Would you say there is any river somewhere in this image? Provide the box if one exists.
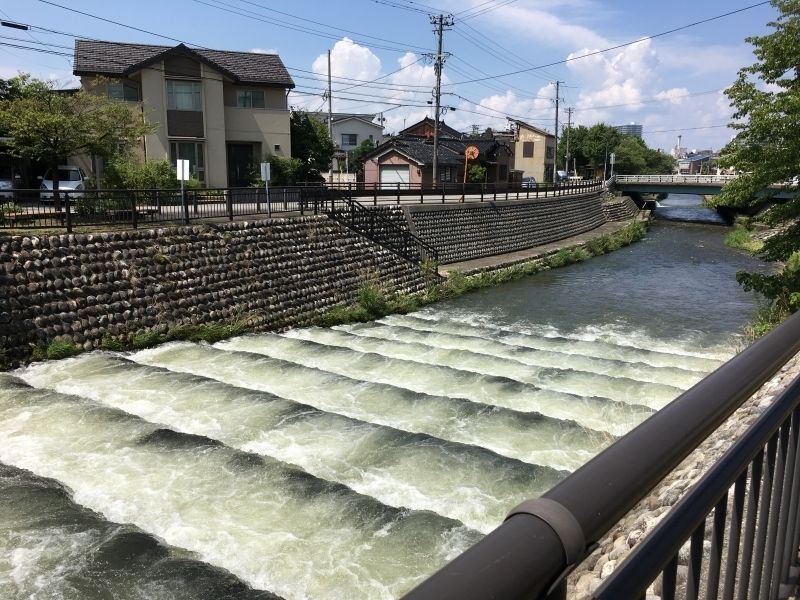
[0,195,771,599]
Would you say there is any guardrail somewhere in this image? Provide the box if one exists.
[325,190,438,264]
[0,187,326,232]
[616,174,737,184]
[402,311,800,600]
[0,181,605,233]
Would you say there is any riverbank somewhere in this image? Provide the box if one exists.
[314,219,648,328]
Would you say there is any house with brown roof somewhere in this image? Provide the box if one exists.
[508,120,556,183]
[73,40,295,187]
[362,118,513,187]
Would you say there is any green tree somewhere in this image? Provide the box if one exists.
[467,164,487,183]
[712,0,800,327]
[0,75,153,208]
[290,110,335,182]
[347,138,375,182]
[558,123,623,177]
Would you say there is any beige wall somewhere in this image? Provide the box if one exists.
[224,108,291,156]
[202,64,227,187]
[140,66,169,161]
[514,127,555,182]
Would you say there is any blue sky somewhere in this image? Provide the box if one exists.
[0,0,778,152]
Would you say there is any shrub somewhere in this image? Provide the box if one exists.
[99,335,125,351]
[357,281,389,318]
[46,339,80,360]
[725,225,763,254]
[132,330,165,349]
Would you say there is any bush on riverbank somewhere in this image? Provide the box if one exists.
[315,221,647,328]
[725,222,764,254]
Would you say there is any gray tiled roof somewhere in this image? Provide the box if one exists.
[73,40,294,87]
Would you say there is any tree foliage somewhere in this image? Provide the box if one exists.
[290,110,335,182]
[557,123,674,177]
[347,138,375,182]
[0,74,153,207]
[467,164,487,183]
[713,0,800,326]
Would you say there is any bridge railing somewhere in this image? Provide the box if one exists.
[616,174,737,184]
[401,311,800,600]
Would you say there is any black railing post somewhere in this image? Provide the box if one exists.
[64,191,72,233]
[226,190,234,221]
[131,193,138,229]
[374,183,377,207]
[182,188,190,224]
[397,182,400,204]
[480,184,484,202]
[441,184,445,204]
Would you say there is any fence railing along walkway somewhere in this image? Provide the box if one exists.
[0,180,604,234]
[403,311,800,600]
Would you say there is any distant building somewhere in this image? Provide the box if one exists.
[507,120,556,183]
[677,150,714,174]
[615,123,643,138]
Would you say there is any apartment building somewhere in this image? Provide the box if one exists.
[73,40,295,187]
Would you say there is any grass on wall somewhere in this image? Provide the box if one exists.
[315,221,647,328]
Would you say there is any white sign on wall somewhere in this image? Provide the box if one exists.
[176,159,191,181]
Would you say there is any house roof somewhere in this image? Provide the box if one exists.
[73,40,295,87]
[399,116,463,138]
[511,119,554,139]
[367,135,510,167]
[314,112,382,128]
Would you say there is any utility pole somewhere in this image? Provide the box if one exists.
[564,106,573,175]
[327,49,333,183]
[430,13,453,187]
[552,80,563,181]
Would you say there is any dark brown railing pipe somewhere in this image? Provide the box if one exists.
[403,311,800,600]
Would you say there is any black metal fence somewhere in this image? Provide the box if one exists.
[326,191,438,264]
[0,180,604,233]
[0,187,327,231]
[402,311,800,600]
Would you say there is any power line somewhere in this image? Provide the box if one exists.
[443,1,771,86]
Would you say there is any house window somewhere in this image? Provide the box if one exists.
[522,141,534,158]
[545,145,555,159]
[170,141,205,182]
[341,133,358,147]
[107,81,140,102]
[274,144,281,151]
[438,167,453,182]
[167,80,202,111]
[236,90,265,108]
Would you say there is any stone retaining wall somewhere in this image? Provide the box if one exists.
[403,193,606,264]
[0,216,426,364]
[603,196,640,221]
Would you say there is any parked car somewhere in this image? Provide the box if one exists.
[521,176,537,189]
[0,166,22,199]
[39,166,88,200]
[556,170,569,182]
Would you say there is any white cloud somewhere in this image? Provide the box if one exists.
[311,37,382,84]
[653,87,691,105]
[250,47,277,55]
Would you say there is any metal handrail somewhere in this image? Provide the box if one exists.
[402,311,800,600]
[615,174,737,184]
[594,371,800,599]
[324,189,438,264]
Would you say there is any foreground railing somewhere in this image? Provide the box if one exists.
[403,311,800,599]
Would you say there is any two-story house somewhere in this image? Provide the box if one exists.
[73,40,295,187]
[508,119,556,183]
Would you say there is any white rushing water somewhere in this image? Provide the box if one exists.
[0,306,732,599]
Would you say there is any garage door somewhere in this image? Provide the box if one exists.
[380,165,410,188]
